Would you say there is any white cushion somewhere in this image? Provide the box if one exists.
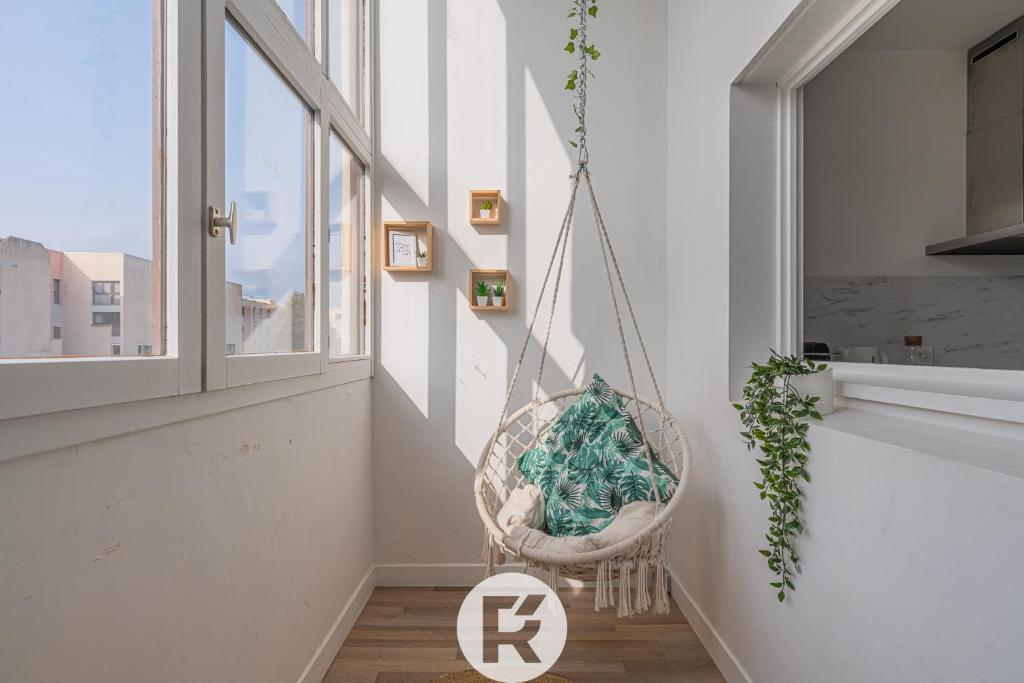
[496,484,546,532]
[505,502,657,556]
[588,502,657,549]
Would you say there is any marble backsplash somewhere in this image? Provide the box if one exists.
[804,276,1024,370]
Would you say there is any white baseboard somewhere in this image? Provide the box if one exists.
[668,569,753,683]
[374,563,589,588]
[295,566,376,683]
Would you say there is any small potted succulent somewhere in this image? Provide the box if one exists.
[475,281,491,307]
[416,248,428,268]
[492,281,505,307]
[479,199,494,220]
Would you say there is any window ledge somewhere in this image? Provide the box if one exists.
[0,358,371,465]
[832,362,1024,426]
[811,404,1024,481]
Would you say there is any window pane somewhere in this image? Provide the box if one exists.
[328,0,365,119]
[225,22,312,355]
[274,0,307,41]
[328,134,364,358]
[0,2,162,359]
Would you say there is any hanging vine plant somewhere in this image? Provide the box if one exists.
[734,352,826,602]
[564,0,600,159]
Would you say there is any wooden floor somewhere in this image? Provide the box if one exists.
[322,586,726,683]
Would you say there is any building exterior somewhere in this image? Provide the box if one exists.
[0,237,59,358]
[0,235,295,358]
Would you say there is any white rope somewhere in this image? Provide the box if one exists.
[489,170,582,440]
[583,168,663,506]
[584,169,667,413]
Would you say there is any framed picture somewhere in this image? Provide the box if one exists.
[389,231,418,267]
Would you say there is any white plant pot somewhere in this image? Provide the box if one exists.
[416,256,427,268]
[492,296,505,307]
[476,296,489,307]
[479,208,492,219]
[788,367,834,416]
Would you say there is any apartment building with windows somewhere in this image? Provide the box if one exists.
[2,235,298,359]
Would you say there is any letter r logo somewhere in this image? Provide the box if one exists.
[481,593,546,663]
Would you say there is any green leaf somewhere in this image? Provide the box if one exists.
[569,140,578,148]
[759,549,772,557]
[564,41,576,53]
[778,591,786,602]
[588,5,598,16]
[569,28,578,39]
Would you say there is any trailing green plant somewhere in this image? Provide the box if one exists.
[733,351,825,602]
[475,281,490,297]
[564,0,600,155]
[480,199,494,210]
[493,282,505,297]
[417,248,427,258]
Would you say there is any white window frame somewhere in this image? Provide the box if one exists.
[731,0,1024,426]
[0,0,202,422]
[204,0,371,390]
[0,0,372,422]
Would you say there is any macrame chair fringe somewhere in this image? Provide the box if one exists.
[472,164,693,618]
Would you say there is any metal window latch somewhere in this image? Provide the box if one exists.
[208,201,237,244]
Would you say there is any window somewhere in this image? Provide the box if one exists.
[0,3,161,361]
[328,134,365,358]
[0,0,372,421]
[801,8,1024,374]
[92,281,121,306]
[93,312,122,337]
[224,22,312,356]
[328,0,366,121]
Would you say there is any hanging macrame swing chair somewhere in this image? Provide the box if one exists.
[473,11,691,615]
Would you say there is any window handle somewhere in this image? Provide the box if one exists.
[209,201,237,244]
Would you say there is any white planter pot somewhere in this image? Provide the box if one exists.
[479,208,492,219]
[416,256,427,268]
[788,367,834,416]
[476,296,489,307]
[492,296,505,307]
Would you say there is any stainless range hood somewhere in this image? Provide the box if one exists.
[928,17,1024,255]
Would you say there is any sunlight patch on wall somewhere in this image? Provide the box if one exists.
[379,196,430,418]
[379,0,431,205]
[454,302,509,466]
[523,66,585,390]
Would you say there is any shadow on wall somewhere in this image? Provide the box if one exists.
[373,0,667,568]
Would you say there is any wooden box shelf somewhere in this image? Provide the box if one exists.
[469,269,510,311]
[469,190,503,226]
[383,221,432,272]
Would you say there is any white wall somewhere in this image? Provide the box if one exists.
[668,2,1024,682]
[803,47,1024,276]
[0,380,373,683]
[373,0,668,569]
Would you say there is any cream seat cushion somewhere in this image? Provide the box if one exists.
[506,501,657,555]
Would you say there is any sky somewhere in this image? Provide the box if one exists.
[0,1,154,259]
[0,1,355,314]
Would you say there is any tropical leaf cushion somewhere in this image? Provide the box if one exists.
[516,374,678,537]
